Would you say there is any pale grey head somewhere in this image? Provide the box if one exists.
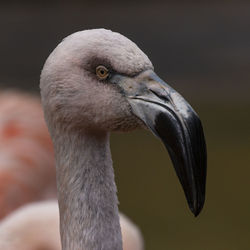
[40,29,153,132]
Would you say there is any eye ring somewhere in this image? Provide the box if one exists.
[96,65,109,80]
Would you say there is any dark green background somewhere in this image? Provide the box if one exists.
[1,1,249,249]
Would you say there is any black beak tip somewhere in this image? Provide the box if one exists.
[189,196,205,217]
[192,207,202,217]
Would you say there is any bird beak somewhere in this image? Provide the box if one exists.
[111,70,207,216]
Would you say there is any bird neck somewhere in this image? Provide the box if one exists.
[53,130,122,250]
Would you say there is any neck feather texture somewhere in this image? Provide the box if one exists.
[53,130,122,250]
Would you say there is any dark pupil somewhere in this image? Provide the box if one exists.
[100,69,105,75]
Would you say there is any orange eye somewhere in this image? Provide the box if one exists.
[96,66,109,80]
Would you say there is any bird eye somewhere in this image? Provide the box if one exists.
[96,66,109,80]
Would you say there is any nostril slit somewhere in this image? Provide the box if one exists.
[149,89,170,102]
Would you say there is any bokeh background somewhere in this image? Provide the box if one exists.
[1,1,250,249]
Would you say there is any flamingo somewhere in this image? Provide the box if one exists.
[40,29,206,250]
[0,91,56,219]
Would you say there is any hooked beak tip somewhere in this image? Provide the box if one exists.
[190,192,206,217]
[192,205,202,217]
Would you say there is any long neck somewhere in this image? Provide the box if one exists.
[53,130,122,250]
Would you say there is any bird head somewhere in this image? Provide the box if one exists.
[40,29,207,216]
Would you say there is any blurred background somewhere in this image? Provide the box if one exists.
[0,1,250,249]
